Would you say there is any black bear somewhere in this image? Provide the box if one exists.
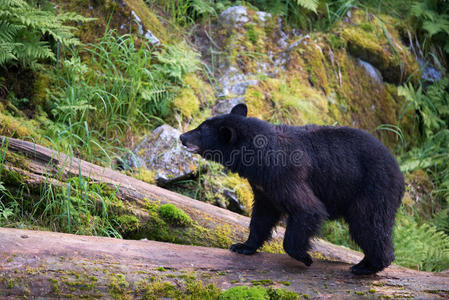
[180,104,404,275]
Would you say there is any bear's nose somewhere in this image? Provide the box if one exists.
[179,133,186,145]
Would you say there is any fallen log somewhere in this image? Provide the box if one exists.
[1,136,360,262]
[0,228,448,299]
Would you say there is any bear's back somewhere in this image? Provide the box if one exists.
[295,125,403,217]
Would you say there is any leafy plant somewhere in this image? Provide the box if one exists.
[394,212,449,272]
[153,42,201,83]
[0,0,91,68]
[410,0,449,55]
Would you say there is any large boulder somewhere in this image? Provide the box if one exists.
[126,124,199,184]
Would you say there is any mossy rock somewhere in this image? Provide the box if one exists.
[339,10,421,84]
[0,111,43,141]
[173,87,201,119]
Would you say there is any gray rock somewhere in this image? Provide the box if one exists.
[213,97,245,114]
[131,10,161,45]
[126,124,199,184]
[357,58,383,84]
[256,11,271,23]
[219,6,249,28]
[230,79,259,95]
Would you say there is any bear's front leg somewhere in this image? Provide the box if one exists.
[230,193,281,255]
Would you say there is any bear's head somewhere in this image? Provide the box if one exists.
[180,104,250,168]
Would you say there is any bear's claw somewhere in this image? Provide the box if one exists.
[230,243,257,255]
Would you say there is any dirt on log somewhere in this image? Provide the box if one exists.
[0,228,448,299]
[1,136,364,263]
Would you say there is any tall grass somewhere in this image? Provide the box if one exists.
[48,30,200,165]
[0,140,121,236]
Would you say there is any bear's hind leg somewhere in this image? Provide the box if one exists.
[346,204,396,275]
[283,211,324,267]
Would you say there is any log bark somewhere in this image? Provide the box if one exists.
[0,228,448,299]
[1,136,364,263]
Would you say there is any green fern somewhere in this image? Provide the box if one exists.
[410,0,449,54]
[394,217,449,272]
[0,0,92,68]
[296,0,319,12]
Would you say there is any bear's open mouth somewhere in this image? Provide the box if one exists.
[183,144,200,153]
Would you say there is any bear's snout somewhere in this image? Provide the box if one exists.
[179,133,187,145]
[180,131,201,153]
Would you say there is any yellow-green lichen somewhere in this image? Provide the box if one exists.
[133,167,156,184]
[210,224,233,248]
[173,87,200,119]
[261,240,285,254]
[183,74,215,106]
[223,173,253,215]
[0,111,42,141]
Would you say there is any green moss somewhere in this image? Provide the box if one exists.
[245,24,259,44]
[210,224,233,248]
[299,41,330,94]
[359,23,374,32]
[339,11,421,84]
[219,286,269,300]
[0,167,26,187]
[134,167,156,184]
[245,85,272,121]
[251,279,273,286]
[223,173,253,215]
[0,111,43,141]
[184,73,215,106]
[32,73,51,108]
[116,215,140,233]
[138,278,220,300]
[108,273,130,298]
[267,287,299,300]
[158,204,192,227]
[124,0,169,43]
[173,87,200,119]
[327,33,346,50]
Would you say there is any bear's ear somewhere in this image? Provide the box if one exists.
[230,103,247,117]
[219,126,237,144]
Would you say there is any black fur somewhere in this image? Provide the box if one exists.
[180,104,404,275]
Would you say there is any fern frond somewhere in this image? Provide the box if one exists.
[411,2,437,20]
[423,17,449,37]
[394,221,449,272]
[0,43,17,66]
[0,0,90,67]
[0,21,21,42]
[296,0,319,12]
